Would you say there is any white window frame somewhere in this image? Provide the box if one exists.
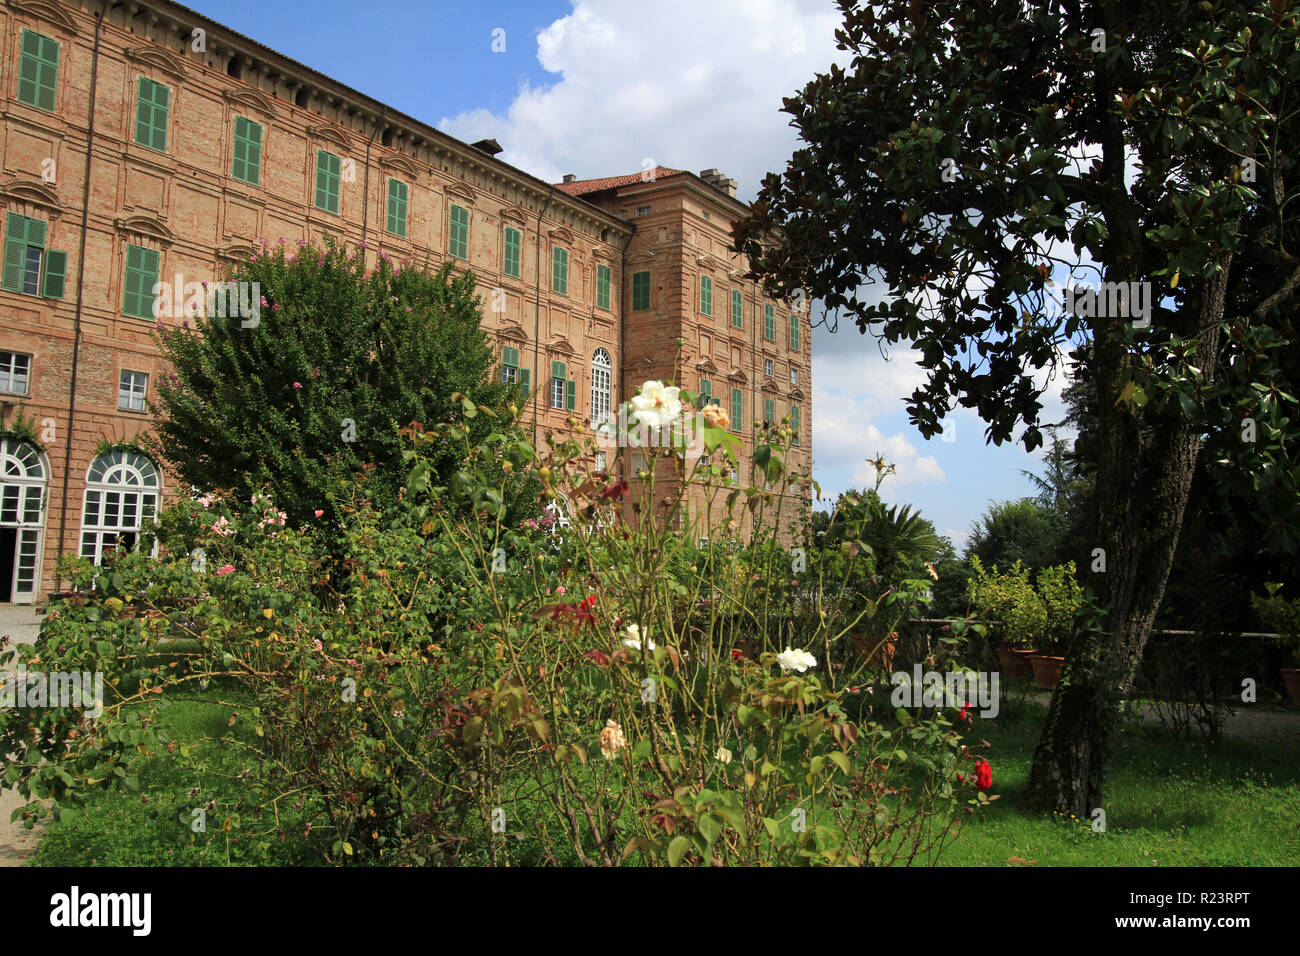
[790,368,798,385]
[550,376,566,409]
[0,352,31,395]
[764,359,773,378]
[79,450,160,566]
[118,369,148,411]
[591,348,612,426]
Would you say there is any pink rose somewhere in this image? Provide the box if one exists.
[293,381,302,389]
[314,509,324,518]
[216,564,235,575]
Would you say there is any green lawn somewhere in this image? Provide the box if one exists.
[938,696,1300,866]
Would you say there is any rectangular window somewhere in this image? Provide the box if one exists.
[700,275,713,316]
[764,398,775,423]
[2,213,63,298]
[503,227,522,278]
[632,271,651,311]
[501,345,520,385]
[0,352,31,395]
[699,379,713,407]
[448,204,469,259]
[552,248,569,295]
[551,360,567,409]
[765,359,773,377]
[631,450,645,474]
[231,116,263,186]
[134,76,169,152]
[636,205,651,217]
[790,368,798,385]
[764,304,775,341]
[790,313,801,350]
[118,370,148,412]
[731,289,743,328]
[122,243,160,319]
[314,149,341,214]
[730,388,742,433]
[386,179,408,237]
[17,30,59,112]
[595,451,607,472]
[596,264,611,310]
[791,405,800,444]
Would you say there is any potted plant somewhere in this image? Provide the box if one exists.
[1027,563,1082,689]
[967,557,1042,679]
[1251,584,1300,706]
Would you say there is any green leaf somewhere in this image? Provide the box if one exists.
[697,813,723,846]
[667,834,692,867]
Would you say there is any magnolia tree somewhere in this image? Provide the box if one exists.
[735,0,1300,813]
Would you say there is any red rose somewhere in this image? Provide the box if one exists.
[731,649,743,661]
[974,759,993,791]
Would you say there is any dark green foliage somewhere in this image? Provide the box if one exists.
[147,240,535,527]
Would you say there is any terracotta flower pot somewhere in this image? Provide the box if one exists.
[1281,668,1300,707]
[1029,654,1066,689]
[997,645,1034,679]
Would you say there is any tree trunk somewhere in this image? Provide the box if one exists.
[1025,268,1231,816]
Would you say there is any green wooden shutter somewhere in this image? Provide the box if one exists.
[597,264,611,310]
[123,244,160,319]
[764,398,775,423]
[1,215,23,292]
[552,248,568,294]
[449,205,468,259]
[42,250,66,299]
[791,405,800,443]
[565,378,576,411]
[731,289,743,328]
[700,276,712,315]
[790,314,800,350]
[700,379,712,405]
[232,116,262,185]
[315,150,340,213]
[552,361,567,380]
[632,271,650,311]
[386,179,408,236]
[18,31,59,112]
[764,305,775,341]
[502,346,520,367]
[518,366,531,402]
[731,389,742,432]
[504,227,521,277]
[135,77,169,151]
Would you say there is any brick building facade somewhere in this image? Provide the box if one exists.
[0,0,810,602]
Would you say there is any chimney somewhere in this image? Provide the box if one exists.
[699,169,737,198]
[470,138,503,157]
[562,173,577,184]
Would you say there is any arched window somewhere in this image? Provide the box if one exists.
[1,438,48,602]
[80,450,160,565]
[591,348,612,426]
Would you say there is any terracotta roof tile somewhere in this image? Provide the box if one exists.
[555,167,687,196]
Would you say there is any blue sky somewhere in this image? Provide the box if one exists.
[188,0,1068,549]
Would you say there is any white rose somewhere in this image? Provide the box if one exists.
[716,746,733,764]
[621,623,655,651]
[776,647,817,673]
[629,380,682,430]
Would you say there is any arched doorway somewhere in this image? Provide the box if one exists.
[0,438,48,603]
[79,450,160,566]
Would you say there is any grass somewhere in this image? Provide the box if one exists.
[936,688,1300,866]
[29,678,1300,866]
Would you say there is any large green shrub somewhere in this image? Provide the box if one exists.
[148,239,536,528]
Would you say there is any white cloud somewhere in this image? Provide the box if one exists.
[440,0,847,198]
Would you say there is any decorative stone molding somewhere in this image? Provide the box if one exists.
[125,45,188,81]
[0,179,62,216]
[114,214,174,245]
[221,87,277,119]
[7,0,78,35]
